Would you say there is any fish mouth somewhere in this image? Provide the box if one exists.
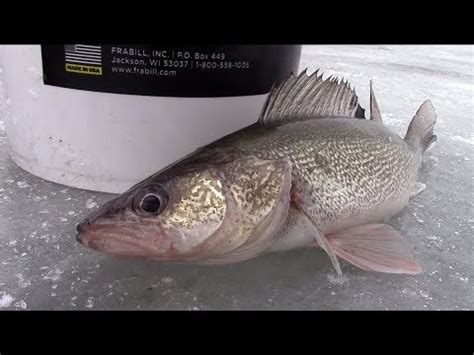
[76,224,211,261]
[75,218,219,261]
[76,221,158,257]
[78,234,153,256]
[83,238,153,256]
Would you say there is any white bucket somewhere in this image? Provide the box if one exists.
[2,45,300,193]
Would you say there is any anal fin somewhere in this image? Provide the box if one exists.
[326,224,422,275]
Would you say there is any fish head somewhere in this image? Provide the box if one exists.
[76,164,228,260]
[76,155,292,263]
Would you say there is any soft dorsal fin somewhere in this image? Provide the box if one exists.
[258,69,366,126]
[370,80,383,122]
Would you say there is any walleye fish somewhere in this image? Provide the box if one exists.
[76,70,437,276]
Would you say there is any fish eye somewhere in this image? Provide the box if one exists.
[141,194,161,213]
[133,185,168,216]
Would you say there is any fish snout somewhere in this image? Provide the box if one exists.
[76,205,110,244]
[76,218,91,244]
[76,219,105,250]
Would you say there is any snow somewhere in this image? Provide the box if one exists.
[0,293,14,308]
[16,181,29,188]
[86,199,98,209]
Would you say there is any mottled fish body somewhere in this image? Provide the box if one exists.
[77,71,437,276]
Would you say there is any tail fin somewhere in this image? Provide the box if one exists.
[404,100,437,154]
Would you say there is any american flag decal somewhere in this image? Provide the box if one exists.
[64,44,102,66]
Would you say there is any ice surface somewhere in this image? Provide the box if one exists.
[0,293,14,308]
[0,45,472,310]
[85,199,98,209]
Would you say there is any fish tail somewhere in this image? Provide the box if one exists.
[404,100,437,154]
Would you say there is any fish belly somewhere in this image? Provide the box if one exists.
[268,192,412,253]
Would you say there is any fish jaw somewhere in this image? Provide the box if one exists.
[76,219,173,257]
[79,234,156,256]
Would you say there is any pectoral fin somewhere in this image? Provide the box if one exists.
[410,182,426,197]
[291,190,343,277]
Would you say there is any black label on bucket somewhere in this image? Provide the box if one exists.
[41,45,301,97]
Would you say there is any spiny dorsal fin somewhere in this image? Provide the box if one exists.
[370,80,383,122]
[258,69,366,126]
